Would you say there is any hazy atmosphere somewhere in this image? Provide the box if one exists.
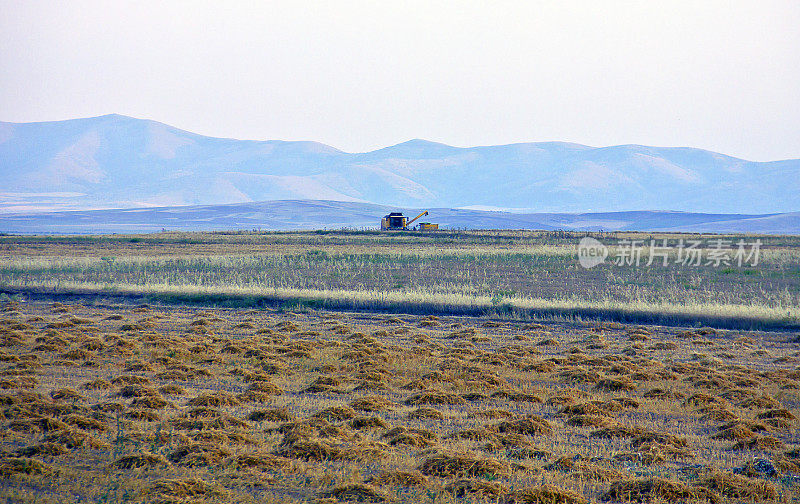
[2,3,800,503]
[2,0,799,161]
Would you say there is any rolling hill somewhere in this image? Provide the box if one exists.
[1,200,798,235]
[1,114,798,216]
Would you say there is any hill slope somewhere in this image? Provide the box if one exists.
[1,114,798,214]
[1,200,797,234]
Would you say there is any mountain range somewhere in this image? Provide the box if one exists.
[2,114,799,216]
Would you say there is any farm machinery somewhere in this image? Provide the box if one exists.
[380,211,439,231]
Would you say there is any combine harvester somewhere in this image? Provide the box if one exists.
[380,211,438,231]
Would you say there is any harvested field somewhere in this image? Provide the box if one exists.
[0,300,796,503]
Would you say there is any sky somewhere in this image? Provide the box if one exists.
[1,0,799,162]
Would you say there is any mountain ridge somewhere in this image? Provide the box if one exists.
[0,115,759,160]
[1,114,798,215]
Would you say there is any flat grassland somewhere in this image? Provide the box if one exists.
[1,230,799,328]
[0,231,798,503]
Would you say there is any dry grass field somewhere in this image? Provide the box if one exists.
[0,299,798,503]
[0,230,799,503]
[1,230,800,328]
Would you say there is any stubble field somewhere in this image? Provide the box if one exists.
[0,300,798,503]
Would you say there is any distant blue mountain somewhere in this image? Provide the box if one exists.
[1,114,798,214]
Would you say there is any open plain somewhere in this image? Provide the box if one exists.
[0,230,798,503]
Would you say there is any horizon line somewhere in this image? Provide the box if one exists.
[3,113,798,163]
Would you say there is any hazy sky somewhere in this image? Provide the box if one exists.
[1,1,799,161]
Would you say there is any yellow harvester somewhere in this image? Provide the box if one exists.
[380,211,438,231]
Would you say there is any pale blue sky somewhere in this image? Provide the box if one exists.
[1,0,799,161]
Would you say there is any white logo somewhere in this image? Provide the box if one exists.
[578,237,608,269]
